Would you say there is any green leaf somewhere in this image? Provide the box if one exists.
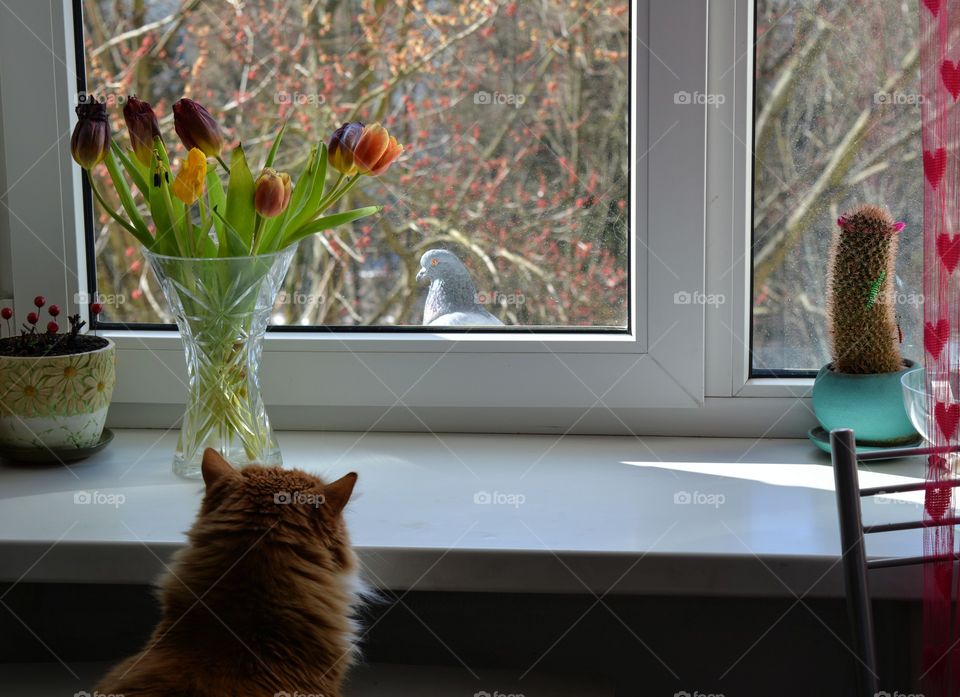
[224,145,256,255]
[200,229,218,257]
[148,161,178,256]
[149,148,194,256]
[166,185,193,257]
[281,205,381,248]
[257,210,284,255]
[205,168,226,251]
[87,172,152,247]
[103,149,152,244]
[277,146,319,227]
[110,141,148,194]
[264,122,286,169]
[285,142,330,236]
[316,142,328,197]
[152,135,173,172]
[148,136,187,253]
[211,206,249,258]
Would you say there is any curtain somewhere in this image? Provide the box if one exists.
[921,0,960,692]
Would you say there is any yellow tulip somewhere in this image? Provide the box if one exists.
[172,148,207,205]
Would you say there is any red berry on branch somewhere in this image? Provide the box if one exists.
[26,312,38,325]
[0,308,11,320]
[90,302,104,315]
[33,296,45,308]
[46,321,58,334]
[48,304,60,317]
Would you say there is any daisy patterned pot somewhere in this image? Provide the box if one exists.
[0,338,115,449]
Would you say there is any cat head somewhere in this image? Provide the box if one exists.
[197,448,358,571]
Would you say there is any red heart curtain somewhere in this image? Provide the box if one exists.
[921,0,960,691]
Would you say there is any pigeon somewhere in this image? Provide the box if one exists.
[417,249,504,326]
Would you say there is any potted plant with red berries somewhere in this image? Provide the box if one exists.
[0,296,114,456]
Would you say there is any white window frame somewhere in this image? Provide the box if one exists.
[0,0,816,436]
[704,0,816,403]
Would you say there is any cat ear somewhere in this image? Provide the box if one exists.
[202,448,237,487]
[323,472,358,515]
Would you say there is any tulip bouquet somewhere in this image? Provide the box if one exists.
[71,97,402,258]
[70,95,404,477]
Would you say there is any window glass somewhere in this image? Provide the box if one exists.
[752,1,922,372]
[79,0,630,329]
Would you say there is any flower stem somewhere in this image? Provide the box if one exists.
[87,172,149,242]
[251,215,264,255]
[317,174,360,213]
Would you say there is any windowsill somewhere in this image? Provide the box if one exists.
[0,429,931,599]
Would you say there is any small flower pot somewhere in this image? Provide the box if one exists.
[0,338,115,449]
[811,359,919,446]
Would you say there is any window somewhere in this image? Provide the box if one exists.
[751,0,923,375]
[78,1,630,330]
[0,0,710,431]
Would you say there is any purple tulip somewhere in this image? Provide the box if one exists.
[172,98,223,157]
[123,96,162,166]
[70,100,110,169]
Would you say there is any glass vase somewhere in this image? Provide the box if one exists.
[144,246,296,479]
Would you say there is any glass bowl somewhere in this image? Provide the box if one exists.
[901,366,960,443]
[901,367,931,442]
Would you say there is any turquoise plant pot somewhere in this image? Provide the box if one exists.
[811,359,919,446]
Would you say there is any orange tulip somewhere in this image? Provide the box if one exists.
[368,133,403,175]
[328,122,403,177]
[353,123,405,175]
[172,148,207,205]
[352,123,390,173]
[254,168,292,218]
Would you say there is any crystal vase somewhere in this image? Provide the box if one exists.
[144,246,296,478]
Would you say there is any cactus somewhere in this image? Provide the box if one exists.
[826,204,905,374]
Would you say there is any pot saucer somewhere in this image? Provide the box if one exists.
[807,426,922,455]
[0,428,114,465]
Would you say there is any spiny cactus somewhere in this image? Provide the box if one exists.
[826,204,905,374]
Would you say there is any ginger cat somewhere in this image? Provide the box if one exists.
[95,449,361,697]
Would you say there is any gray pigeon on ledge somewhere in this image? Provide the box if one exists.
[417,249,504,326]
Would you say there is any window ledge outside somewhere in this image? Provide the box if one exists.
[0,429,930,599]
